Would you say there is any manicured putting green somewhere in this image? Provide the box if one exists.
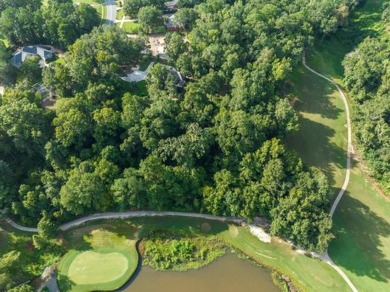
[68,251,128,284]
[58,230,139,291]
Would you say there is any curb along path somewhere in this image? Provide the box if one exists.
[302,54,357,292]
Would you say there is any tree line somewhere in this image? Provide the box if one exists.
[343,4,390,193]
[0,0,100,49]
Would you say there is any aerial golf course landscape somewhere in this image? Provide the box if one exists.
[0,0,389,291]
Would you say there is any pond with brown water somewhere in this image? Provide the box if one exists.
[125,253,278,292]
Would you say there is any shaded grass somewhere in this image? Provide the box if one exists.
[153,25,167,34]
[307,0,386,80]
[286,1,390,290]
[285,65,347,191]
[329,172,390,291]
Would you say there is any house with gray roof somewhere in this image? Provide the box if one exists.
[11,46,53,68]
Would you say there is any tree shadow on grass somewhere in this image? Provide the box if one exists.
[292,66,344,120]
[57,273,75,291]
[130,216,229,239]
[286,116,347,188]
[329,194,390,282]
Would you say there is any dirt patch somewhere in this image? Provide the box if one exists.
[148,34,165,56]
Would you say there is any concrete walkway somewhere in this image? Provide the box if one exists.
[121,62,154,82]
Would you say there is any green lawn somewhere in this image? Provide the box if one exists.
[118,22,141,34]
[220,226,350,292]
[116,8,124,20]
[72,0,106,21]
[286,1,390,290]
[58,229,138,292]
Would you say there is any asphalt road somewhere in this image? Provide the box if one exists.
[105,0,117,25]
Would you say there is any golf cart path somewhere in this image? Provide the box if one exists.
[302,55,353,218]
[2,57,357,291]
[302,55,357,292]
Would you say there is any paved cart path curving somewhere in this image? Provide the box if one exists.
[302,54,357,292]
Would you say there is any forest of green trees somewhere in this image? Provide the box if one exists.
[0,0,100,48]
[0,0,365,258]
[342,4,389,193]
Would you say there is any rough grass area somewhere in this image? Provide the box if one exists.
[57,230,138,292]
[286,1,390,290]
[142,230,225,271]
[285,66,347,194]
[0,220,62,289]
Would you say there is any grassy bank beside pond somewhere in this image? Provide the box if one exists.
[1,215,350,291]
[67,216,350,291]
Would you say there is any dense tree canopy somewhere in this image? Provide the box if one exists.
[343,36,390,192]
[0,0,100,48]
[0,0,364,252]
[123,0,165,17]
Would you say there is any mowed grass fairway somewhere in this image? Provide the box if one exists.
[286,1,390,290]
[58,229,138,291]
